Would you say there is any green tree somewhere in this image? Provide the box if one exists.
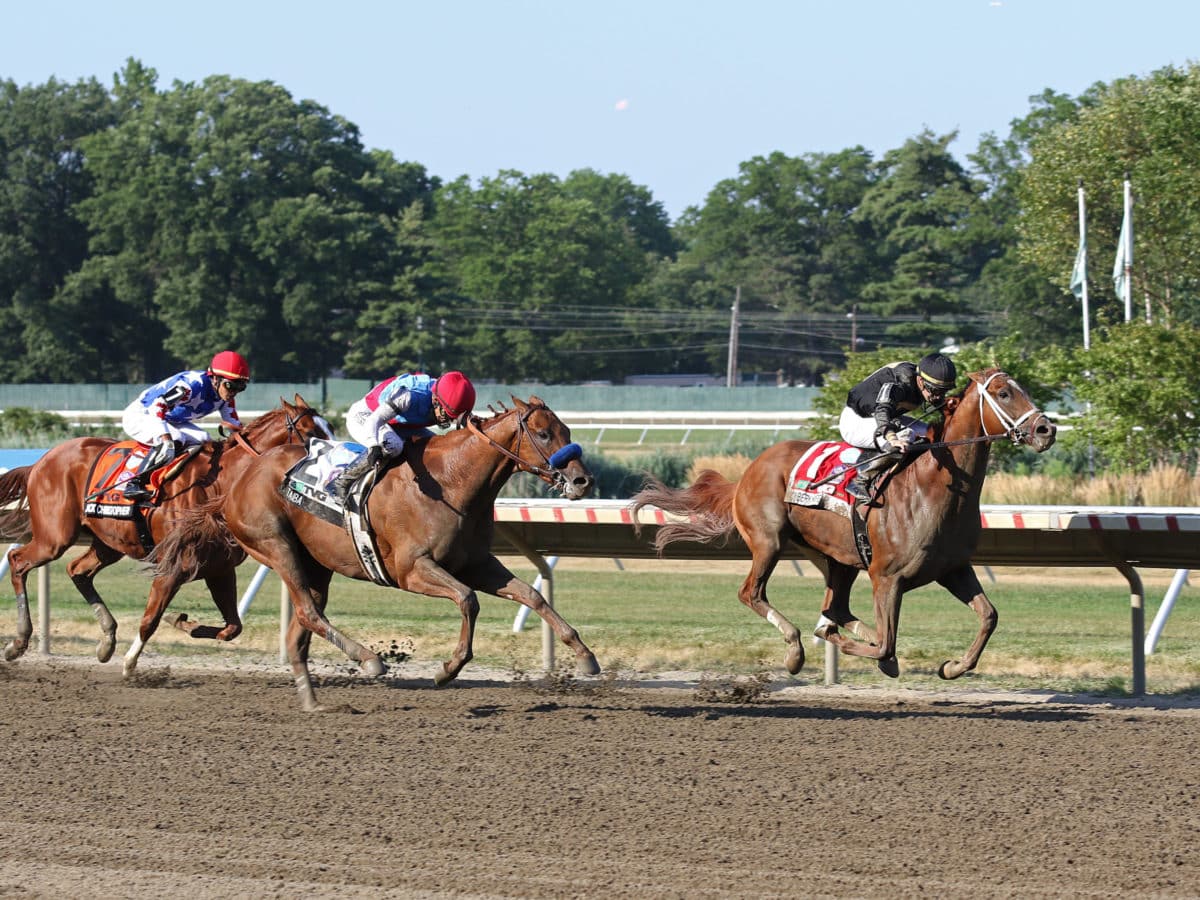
[75,61,435,382]
[430,170,661,382]
[1041,322,1200,473]
[965,89,1095,348]
[1019,64,1200,328]
[672,148,880,381]
[854,130,990,344]
[0,76,117,380]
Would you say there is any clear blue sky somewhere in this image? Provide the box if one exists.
[4,0,1198,222]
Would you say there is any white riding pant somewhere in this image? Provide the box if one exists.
[838,407,929,451]
[122,401,209,447]
[345,399,406,457]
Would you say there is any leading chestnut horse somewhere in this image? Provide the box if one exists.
[153,396,599,711]
[0,395,333,668]
[632,368,1057,680]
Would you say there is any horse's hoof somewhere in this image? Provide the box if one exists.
[577,654,601,676]
[96,633,116,663]
[361,656,386,678]
[938,660,965,680]
[877,656,900,678]
[165,612,189,631]
[3,642,27,662]
[433,664,459,687]
[785,644,804,675]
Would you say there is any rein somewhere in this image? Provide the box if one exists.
[466,406,577,491]
[227,407,321,457]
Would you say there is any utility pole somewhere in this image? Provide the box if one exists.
[726,286,740,388]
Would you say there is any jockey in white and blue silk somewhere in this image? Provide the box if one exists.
[120,350,250,500]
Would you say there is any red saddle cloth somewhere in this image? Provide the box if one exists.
[784,441,862,508]
[84,441,187,512]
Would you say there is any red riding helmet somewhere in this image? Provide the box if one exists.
[209,350,250,381]
[433,371,476,417]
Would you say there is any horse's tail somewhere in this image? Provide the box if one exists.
[150,496,240,582]
[0,466,33,541]
[630,469,738,555]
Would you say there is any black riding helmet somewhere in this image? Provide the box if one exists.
[917,353,957,393]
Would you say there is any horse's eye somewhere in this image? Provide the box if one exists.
[537,430,551,442]
[998,389,1010,400]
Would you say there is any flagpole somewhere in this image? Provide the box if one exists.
[1122,173,1133,323]
[1077,179,1090,350]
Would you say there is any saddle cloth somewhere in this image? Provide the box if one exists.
[784,441,863,518]
[281,439,394,586]
[280,438,365,526]
[83,441,192,519]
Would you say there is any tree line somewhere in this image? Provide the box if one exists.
[3,59,1200,471]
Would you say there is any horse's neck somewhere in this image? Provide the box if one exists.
[910,389,991,510]
[429,416,522,500]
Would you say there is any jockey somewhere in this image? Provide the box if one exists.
[120,350,250,500]
[839,352,956,501]
[333,370,476,500]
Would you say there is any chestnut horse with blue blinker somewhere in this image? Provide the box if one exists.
[153,396,599,711]
[632,368,1056,679]
[0,395,333,669]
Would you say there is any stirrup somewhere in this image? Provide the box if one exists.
[123,480,152,501]
[845,478,871,501]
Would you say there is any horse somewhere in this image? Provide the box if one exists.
[631,368,1057,679]
[0,395,333,670]
[153,395,599,711]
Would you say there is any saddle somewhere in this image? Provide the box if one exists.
[83,441,198,519]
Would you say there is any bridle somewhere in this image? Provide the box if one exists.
[466,404,583,495]
[229,406,326,457]
[976,371,1041,445]
[920,371,1042,452]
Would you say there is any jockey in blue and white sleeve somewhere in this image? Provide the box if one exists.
[119,350,250,500]
[335,370,476,499]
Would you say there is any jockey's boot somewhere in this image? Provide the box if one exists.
[333,445,383,501]
[847,449,903,501]
[123,439,179,501]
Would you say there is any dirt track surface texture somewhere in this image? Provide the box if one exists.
[1,658,1199,898]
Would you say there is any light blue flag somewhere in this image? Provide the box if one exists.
[1069,236,1086,301]
[1112,209,1130,299]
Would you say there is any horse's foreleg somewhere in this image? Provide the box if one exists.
[67,543,123,663]
[124,568,193,677]
[466,555,600,676]
[935,566,997,680]
[822,576,903,677]
[814,563,873,642]
[195,569,243,641]
[398,559,479,686]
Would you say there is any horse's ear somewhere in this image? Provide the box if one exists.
[512,396,528,411]
[279,395,292,410]
[527,395,545,407]
[293,392,306,407]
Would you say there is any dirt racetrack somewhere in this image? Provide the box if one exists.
[1,657,1199,899]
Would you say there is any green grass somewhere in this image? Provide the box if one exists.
[3,554,1197,698]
